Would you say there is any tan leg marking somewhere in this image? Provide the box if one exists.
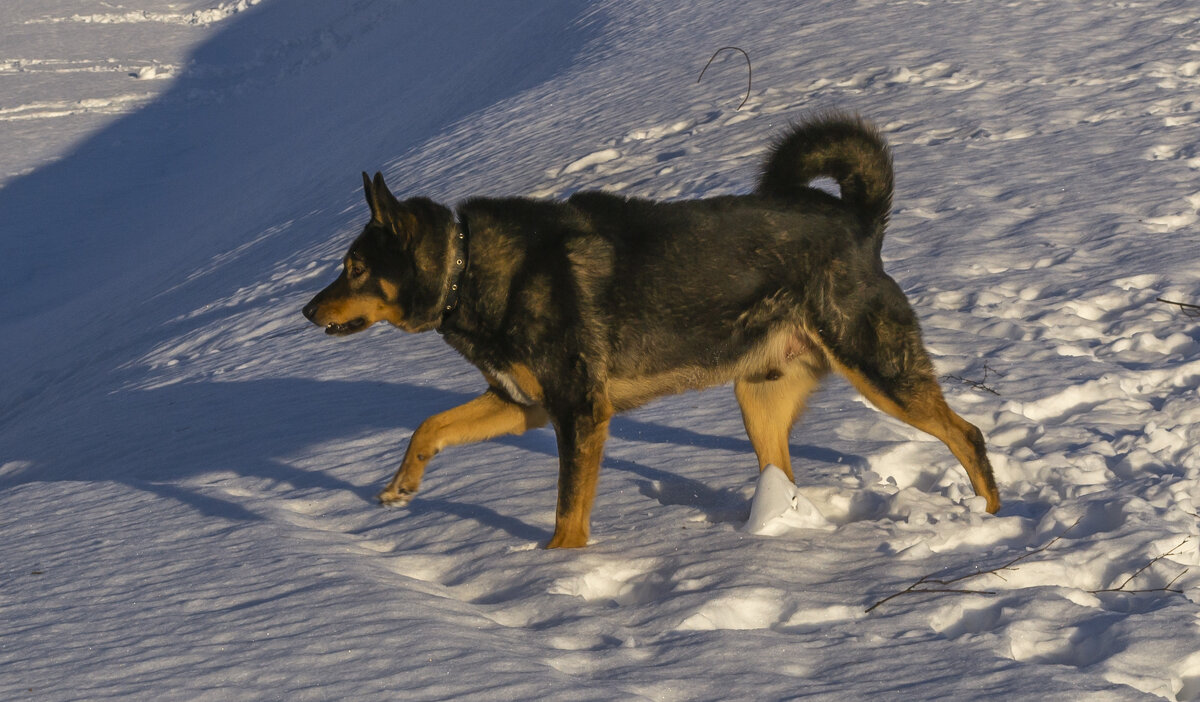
[546,399,613,549]
[734,366,825,481]
[832,361,1001,514]
[378,390,549,506]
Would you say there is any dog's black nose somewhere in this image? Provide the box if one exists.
[302,301,318,321]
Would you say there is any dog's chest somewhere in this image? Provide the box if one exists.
[479,362,543,406]
[491,370,536,405]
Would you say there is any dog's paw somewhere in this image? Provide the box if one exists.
[545,528,589,549]
[378,489,415,507]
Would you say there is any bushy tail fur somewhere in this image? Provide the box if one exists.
[757,112,893,251]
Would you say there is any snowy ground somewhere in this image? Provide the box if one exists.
[2,0,1199,699]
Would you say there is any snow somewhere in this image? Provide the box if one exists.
[744,464,834,535]
[1,0,1199,699]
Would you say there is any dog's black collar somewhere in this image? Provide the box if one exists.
[436,218,469,331]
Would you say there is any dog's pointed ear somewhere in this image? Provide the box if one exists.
[365,171,414,239]
[363,171,383,223]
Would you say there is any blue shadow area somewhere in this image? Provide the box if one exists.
[0,0,597,325]
[0,1,596,538]
[0,371,862,540]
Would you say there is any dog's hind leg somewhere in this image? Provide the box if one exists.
[837,363,1000,513]
[820,307,1001,513]
[734,364,825,481]
[378,389,548,506]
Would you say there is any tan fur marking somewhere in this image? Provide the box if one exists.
[378,279,399,301]
[506,364,545,404]
[609,368,722,411]
[734,365,826,480]
[484,364,545,407]
[828,359,1001,514]
[546,398,612,549]
[378,390,549,504]
[609,325,826,411]
[307,293,403,330]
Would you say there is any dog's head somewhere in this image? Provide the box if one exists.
[302,172,456,336]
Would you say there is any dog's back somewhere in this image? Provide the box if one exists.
[552,115,894,389]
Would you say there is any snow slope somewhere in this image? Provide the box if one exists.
[2,0,1199,699]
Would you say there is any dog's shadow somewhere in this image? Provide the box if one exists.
[3,377,562,544]
[607,416,868,525]
[1,374,866,543]
[2,377,444,519]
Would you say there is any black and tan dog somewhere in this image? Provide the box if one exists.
[303,113,1000,548]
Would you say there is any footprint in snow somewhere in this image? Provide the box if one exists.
[558,148,620,176]
[548,559,675,606]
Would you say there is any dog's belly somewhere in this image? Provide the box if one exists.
[608,366,732,411]
[607,325,825,412]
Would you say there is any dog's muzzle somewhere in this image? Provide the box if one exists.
[321,318,367,335]
[302,301,367,336]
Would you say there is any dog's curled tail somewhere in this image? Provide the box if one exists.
[757,112,894,248]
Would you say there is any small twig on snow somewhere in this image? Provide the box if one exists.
[865,522,1077,613]
[943,361,1003,396]
[1089,538,1190,595]
[1157,297,1200,318]
[697,46,752,110]
[868,527,1192,613]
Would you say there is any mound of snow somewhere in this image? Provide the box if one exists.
[744,464,835,535]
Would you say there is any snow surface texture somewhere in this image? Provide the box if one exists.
[2,0,1199,699]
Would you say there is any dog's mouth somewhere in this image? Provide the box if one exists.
[324,318,368,336]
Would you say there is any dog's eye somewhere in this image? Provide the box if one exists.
[348,262,366,278]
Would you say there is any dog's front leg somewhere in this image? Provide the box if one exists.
[545,396,613,549]
[379,389,548,506]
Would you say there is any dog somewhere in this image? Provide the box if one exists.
[302,112,1000,548]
